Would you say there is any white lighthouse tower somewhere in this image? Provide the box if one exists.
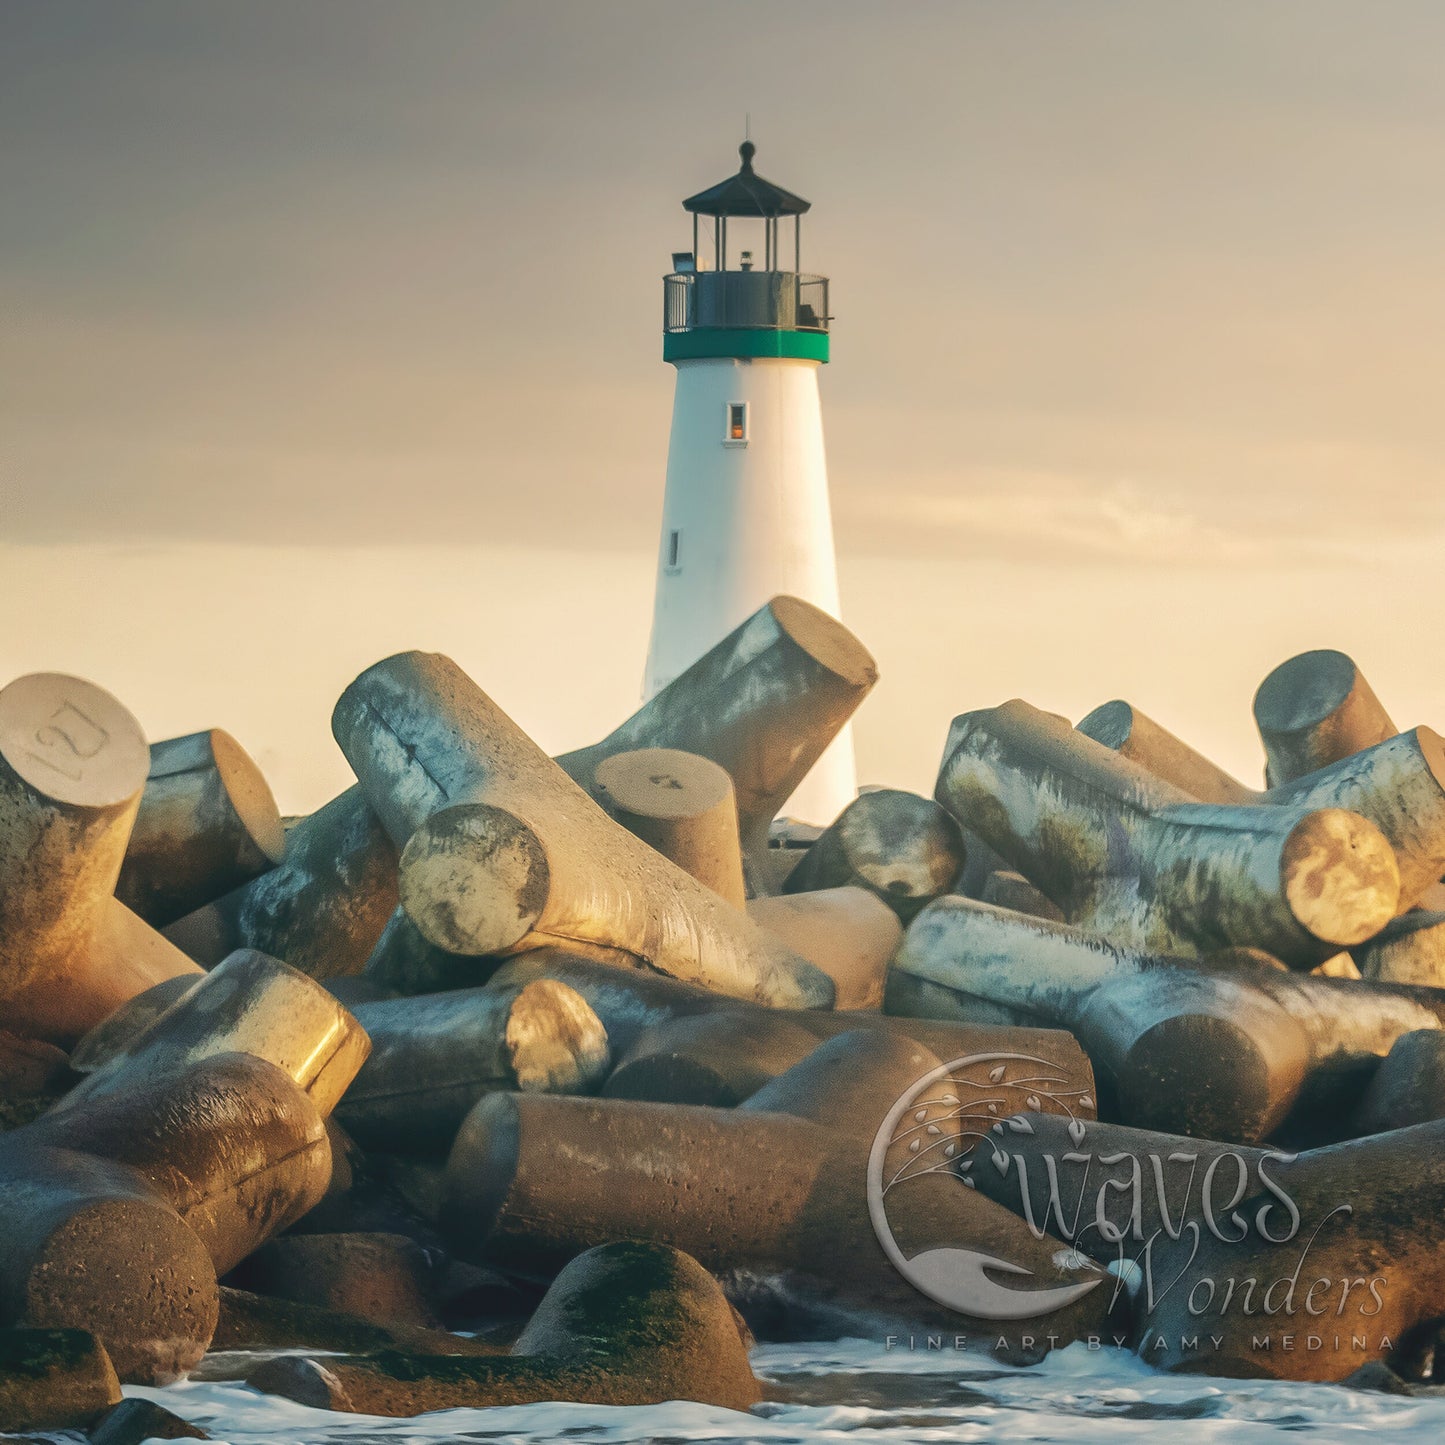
[644,140,856,824]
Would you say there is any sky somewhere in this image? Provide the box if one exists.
[4,2,1445,812]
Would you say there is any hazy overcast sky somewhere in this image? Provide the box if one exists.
[4,3,1445,807]
[9,1,1445,561]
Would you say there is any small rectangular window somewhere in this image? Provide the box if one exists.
[666,529,681,571]
[724,401,749,445]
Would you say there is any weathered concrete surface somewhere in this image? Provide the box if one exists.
[0,673,201,1043]
[67,975,200,1075]
[747,886,902,1009]
[555,596,878,883]
[229,1232,440,1331]
[1077,700,1257,805]
[338,981,609,1154]
[57,949,370,1119]
[360,906,494,996]
[250,1241,760,1415]
[594,747,746,908]
[981,869,1066,922]
[34,1053,335,1277]
[332,651,833,1009]
[782,789,966,921]
[0,1326,121,1434]
[441,1091,1114,1352]
[1263,729,1445,912]
[893,896,1443,1142]
[486,950,1093,1105]
[116,729,286,928]
[0,1141,218,1384]
[164,785,399,980]
[1355,910,1445,986]
[1144,1118,1445,1380]
[965,1114,1271,1274]
[935,700,1399,966]
[1254,648,1397,788]
[1352,1030,1445,1134]
[603,1010,827,1106]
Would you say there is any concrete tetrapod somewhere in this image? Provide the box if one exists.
[1351,1030,1445,1135]
[935,700,1399,966]
[1081,702,1445,920]
[594,747,746,908]
[1138,1118,1445,1380]
[56,948,371,1119]
[893,896,1445,1142]
[0,1328,122,1434]
[781,789,967,922]
[33,1053,338,1276]
[331,650,832,1008]
[1076,701,1256,805]
[336,981,610,1154]
[555,596,878,885]
[249,1241,760,1415]
[0,672,202,1043]
[1253,648,1398,788]
[164,785,399,979]
[360,905,498,996]
[441,1085,1114,1353]
[115,729,286,928]
[747,886,903,1009]
[487,951,1095,1104]
[1355,911,1445,987]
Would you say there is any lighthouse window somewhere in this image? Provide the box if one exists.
[666,529,682,572]
[724,402,749,446]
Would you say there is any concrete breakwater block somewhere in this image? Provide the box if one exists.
[893,896,1444,1142]
[338,980,610,1153]
[441,1034,1112,1352]
[935,700,1399,967]
[781,787,966,922]
[0,673,203,1045]
[115,728,286,928]
[331,649,833,1008]
[247,1240,760,1415]
[556,595,878,886]
[594,747,747,908]
[58,947,371,1118]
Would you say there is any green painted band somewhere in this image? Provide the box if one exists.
[663,328,830,363]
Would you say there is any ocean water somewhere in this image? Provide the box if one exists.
[97,1339,1445,1444]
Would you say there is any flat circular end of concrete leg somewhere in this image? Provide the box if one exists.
[1253,649,1357,735]
[841,789,965,901]
[769,596,878,688]
[1075,699,1136,750]
[210,729,286,863]
[1119,1013,1301,1143]
[1281,808,1400,946]
[398,804,549,956]
[504,980,610,1093]
[595,748,734,819]
[22,1197,218,1385]
[0,673,149,809]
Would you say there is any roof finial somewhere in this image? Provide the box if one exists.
[739,138,756,172]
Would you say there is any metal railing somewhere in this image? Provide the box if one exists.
[663,271,830,333]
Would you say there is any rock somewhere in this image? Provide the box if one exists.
[0,1327,119,1433]
[89,1396,212,1442]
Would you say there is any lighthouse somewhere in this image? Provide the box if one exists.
[644,140,857,825]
